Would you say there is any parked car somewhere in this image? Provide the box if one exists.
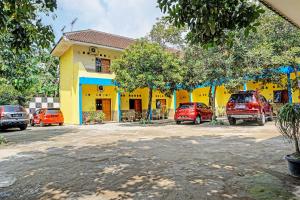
[226,90,273,126]
[31,108,64,127]
[0,105,29,131]
[174,102,213,124]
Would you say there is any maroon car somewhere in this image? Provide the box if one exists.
[226,91,273,126]
[174,102,213,124]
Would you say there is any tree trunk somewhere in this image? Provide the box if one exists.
[146,87,153,120]
[209,86,217,120]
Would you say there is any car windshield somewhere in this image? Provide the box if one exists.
[46,109,60,114]
[179,103,194,109]
[4,105,26,112]
[229,94,254,103]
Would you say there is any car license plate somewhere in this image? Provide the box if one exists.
[235,104,246,109]
[12,114,22,117]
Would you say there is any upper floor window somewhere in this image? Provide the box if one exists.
[95,58,111,73]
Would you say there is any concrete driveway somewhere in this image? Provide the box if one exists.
[0,121,299,200]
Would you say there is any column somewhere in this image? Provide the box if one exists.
[287,73,293,103]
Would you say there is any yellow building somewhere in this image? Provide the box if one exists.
[52,29,299,124]
[51,30,178,124]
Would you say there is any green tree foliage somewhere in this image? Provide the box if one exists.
[147,17,186,49]
[112,40,182,120]
[157,0,264,46]
[0,0,57,50]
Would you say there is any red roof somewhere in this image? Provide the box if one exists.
[64,29,135,50]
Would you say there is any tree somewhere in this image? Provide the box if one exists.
[111,40,182,120]
[147,17,186,49]
[0,0,57,50]
[157,0,264,46]
[183,45,242,119]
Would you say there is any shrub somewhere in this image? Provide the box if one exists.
[276,103,300,156]
[0,136,8,145]
[95,111,105,123]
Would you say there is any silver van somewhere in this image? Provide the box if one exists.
[0,105,29,130]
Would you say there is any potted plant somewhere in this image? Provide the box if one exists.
[276,103,300,177]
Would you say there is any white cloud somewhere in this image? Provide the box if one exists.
[55,0,162,39]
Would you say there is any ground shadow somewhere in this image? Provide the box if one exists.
[0,134,299,200]
[0,127,80,145]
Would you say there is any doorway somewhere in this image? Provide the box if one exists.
[129,99,142,119]
[96,99,111,121]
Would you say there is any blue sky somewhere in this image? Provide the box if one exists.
[45,0,163,42]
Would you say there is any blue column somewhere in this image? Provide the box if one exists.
[287,73,293,103]
[173,90,177,109]
[79,84,83,125]
[243,83,247,91]
[189,91,193,102]
[117,91,121,122]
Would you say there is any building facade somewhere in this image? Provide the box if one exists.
[52,29,300,125]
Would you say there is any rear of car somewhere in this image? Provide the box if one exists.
[32,108,64,126]
[174,103,197,124]
[0,105,29,130]
[226,91,272,126]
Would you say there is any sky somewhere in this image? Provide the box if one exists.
[45,0,163,42]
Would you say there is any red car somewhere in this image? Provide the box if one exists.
[226,91,273,126]
[31,108,64,127]
[174,102,213,124]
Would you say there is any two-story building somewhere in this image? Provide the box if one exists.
[52,29,299,125]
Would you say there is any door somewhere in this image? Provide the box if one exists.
[96,99,111,121]
[134,99,142,113]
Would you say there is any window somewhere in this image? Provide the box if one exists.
[229,94,254,103]
[95,58,110,73]
[96,99,103,110]
[274,90,288,103]
[178,103,194,109]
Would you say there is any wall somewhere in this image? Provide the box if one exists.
[59,47,74,124]
[291,72,300,103]
[82,85,118,121]
[192,87,210,106]
[176,90,189,107]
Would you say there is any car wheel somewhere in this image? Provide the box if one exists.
[40,121,45,127]
[194,115,201,125]
[228,117,236,125]
[258,113,266,126]
[176,121,181,125]
[19,124,27,131]
[59,123,63,126]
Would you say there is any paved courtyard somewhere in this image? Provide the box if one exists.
[0,121,300,200]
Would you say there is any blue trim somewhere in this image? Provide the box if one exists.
[79,84,83,125]
[79,77,116,86]
[117,91,121,122]
[287,73,293,103]
[243,83,247,91]
[173,90,177,109]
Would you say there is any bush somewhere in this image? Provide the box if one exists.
[276,103,300,156]
[0,136,8,145]
[84,111,105,124]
